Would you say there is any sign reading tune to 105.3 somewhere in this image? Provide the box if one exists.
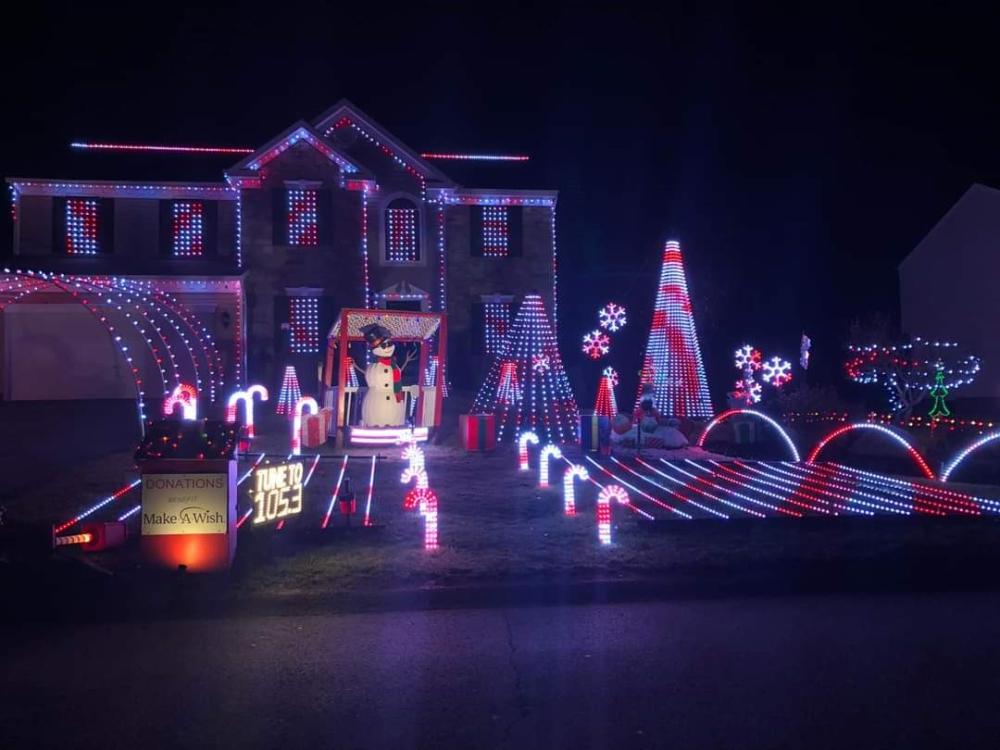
[251,462,304,525]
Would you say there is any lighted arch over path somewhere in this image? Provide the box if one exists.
[806,423,935,480]
[940,430,1000,482]
[697,408,801,462]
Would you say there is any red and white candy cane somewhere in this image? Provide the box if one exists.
[401,443,426,474]
[597,484,630,545]
[518,431,539,471]
[538,444,563,488]
[226,384,269,437]
[403,486,439,550]
[291,396,319,455]
[562,464,589,516]
[164,382,198,420]
[401,466,429,490]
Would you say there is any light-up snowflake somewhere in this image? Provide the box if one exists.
[598,303,627,333]
[733,378,762,404]
[582,330,610,359]
[602,366,619,386]
[762,356,793,387]
[734,344,762,371]
[532,354,551,374]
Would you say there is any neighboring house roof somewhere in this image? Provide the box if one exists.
[900,182,1000,272]
[313,98,455,186]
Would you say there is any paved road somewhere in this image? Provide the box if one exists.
[3,592,999,749]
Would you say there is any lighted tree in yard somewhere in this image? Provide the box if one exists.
[844,336,979,417]
[473,293,580,443]
[632,240,713,417]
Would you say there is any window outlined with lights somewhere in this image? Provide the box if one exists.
[288,295,322,354]
[64,198,102,255]
[286,188,320,247]
[383,196,421,263]
[482,206,509,257]
[471,205,521,258]
[480,295,514,356]
[170,201,205,256]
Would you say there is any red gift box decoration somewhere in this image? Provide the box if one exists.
[301,412,327,448]
[459,413,496,452]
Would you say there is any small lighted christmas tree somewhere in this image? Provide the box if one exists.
[928,366,951,418]
[275,365,302,415]
[632,240,713,417]
[594,367,619,417]
[473,294,579,443]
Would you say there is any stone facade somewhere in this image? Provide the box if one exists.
[5,101,558,397]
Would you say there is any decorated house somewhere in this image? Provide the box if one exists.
[1,100,558,403]
[899,183,998,402]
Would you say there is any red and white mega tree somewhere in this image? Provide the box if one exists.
[473,293,580,443]
[633,240,713,418]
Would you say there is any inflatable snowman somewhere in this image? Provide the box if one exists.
[359,323,407,427]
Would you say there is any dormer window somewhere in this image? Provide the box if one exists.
[385,197,420,262]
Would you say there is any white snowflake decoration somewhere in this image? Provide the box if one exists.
[602,366,619,386]
[532,354,551,374]
[761,356,793,388]
[734,344,762,371]
[598,303,627,332]
[734,378,762,404]
[582,329,611,360]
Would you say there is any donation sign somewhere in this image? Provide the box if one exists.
[141,473,228,535]
[251,461,304,525]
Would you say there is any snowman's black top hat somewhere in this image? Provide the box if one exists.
[360,323,392,349]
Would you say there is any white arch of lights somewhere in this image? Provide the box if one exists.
[697,408,801,462]
[806,422,935,480]
[940,430,1000,482]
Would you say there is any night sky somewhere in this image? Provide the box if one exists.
[4,4,999,404]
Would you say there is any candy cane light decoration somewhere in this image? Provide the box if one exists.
[518,431,539,471]
[597,484,630,545]
[226,384,269,438]
[538,444,563,488]
[403,486,439,550]
[401,466,429,490]
[563,464,589,516]
[402,443,426,475]
[163,383,198,420]
[291,396,319,456]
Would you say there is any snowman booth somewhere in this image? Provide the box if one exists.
[322,308,447,447]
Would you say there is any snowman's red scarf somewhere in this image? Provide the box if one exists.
[378,356,404,402]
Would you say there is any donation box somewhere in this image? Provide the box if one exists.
[135,420,240,572]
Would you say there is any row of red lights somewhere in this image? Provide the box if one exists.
[70,142,529,161]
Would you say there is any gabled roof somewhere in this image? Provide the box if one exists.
[225,120,370,184]
[313,99,455,185]
[900,183,1000,271]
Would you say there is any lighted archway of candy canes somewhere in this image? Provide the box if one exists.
[940,430,1000,482]
[0,270,225,426]
[291,396,319,455]
[596,484,630,545]
[697,408,801,461]
[598,302,627,332]
[582,329,610,360]
[806,422,935,480]
[538,444,563,488]
[164,383,198,420]
[762,356,793,388]
[226,384,269,437]
[518,431,539,471]
[563,464,589,516]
